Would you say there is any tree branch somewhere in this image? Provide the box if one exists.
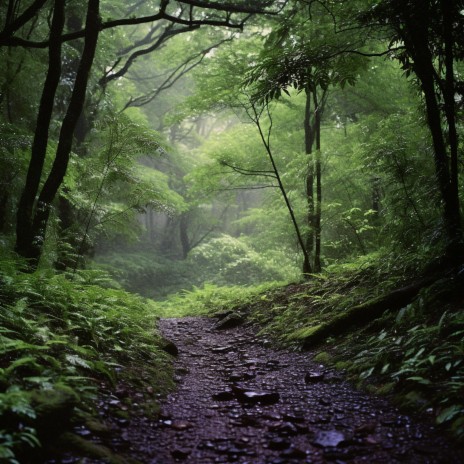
[2,3,250,48]
[220,160,277,179]
[0,0,47,40]
[176,0,278,15]
[122,36,235,109]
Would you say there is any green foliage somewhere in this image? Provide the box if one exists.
[63,113,179,248]
[243,3,367,103]
[360,112,439,248]
[94,250,192,299]
[0,123,33,233]
[345,281,464,438]
[188,234,298,287]
[154,281,284,319]
[228,250,464,439]
[0,254,173,461]
[95,234,298,299]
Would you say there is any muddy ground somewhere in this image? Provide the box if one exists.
[117,316,463,463]
[49,316,464,463]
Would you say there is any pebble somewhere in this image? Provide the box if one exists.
[82,317,464,463]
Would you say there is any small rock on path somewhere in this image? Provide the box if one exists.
[122,317,463,463]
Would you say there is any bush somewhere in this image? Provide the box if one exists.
[187,234,298,286]
[0,255,173,462]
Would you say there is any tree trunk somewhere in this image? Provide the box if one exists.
[15,0,65,263]
[314,91,322,272]
[179,212,191,259]
[16,0,101,269]
[402,3,462,259]
[303,88,315,274]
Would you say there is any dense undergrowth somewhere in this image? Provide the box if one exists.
[166,251,464,441]
[94,235,298,299]
[2,243,462,462]
[0,254,173,463]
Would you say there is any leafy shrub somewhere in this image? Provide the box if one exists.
[187,234,298,286]
[0,255,173,462]
[155,281,284,318]
[346,280,464,438]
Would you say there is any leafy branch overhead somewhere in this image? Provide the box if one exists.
[244,8,367,103]
[0,0,284,48]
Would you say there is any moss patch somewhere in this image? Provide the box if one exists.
[313,351,332,364]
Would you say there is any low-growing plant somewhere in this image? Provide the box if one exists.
[0,255,173,462]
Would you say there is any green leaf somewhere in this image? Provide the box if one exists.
[407,376,432,385]
[436,406,462,424]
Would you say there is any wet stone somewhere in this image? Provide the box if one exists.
[211,346,233,354]
[212,390,235,401]
[305,371,325,383]
[232,386,280,405]
[170,420,193,431]
[312,430,347,448]
[171,448,191,459]
[98,316,464,464]
[161,339,179,357]
[269,422,300,436]
[214,314,245,330]
[269,437,291,450]
[263,412,282,421]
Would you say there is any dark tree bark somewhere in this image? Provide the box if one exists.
[15,0,65,263]
[0,0,48,43]
[403,22,462,255]
[15,0,101,269]
[303,88,314,275]
[313,90,322,273]
[303,85,326,274]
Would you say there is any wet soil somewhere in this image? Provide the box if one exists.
[120,316,462,463]
[50,316,464,463]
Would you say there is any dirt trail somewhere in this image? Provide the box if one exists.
[117,316,463,463]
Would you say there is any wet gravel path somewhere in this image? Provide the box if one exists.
[123,316,463,463]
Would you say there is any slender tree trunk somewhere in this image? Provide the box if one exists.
[314,92,322,272]
[252,104,312,276]
[16,0,101,269]
[402,3,462,258]
[303,88,314,274]
[179,212,191,259]
[441,0,459,203]
[15,0,65,262]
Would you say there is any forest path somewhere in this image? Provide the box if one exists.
[121,316,463,463]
